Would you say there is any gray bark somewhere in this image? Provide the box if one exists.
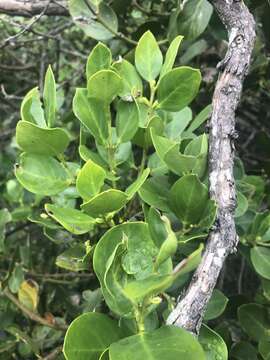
[167,0,256,334]
[0,0,69,16]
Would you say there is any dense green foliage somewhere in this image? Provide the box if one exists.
[0,0,270,359]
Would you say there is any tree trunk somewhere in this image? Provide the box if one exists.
[167,0,256,335]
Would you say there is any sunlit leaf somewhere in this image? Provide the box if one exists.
[45,204,96,234]
[135,31,163,81]
[15,153,71,196]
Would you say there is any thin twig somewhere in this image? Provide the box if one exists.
[0,0,69,17]
[0,0,52,48]
[0,63,35,70]
[2,288,68,331]
[42,346,62,360]
[1,84,24,100]
[83,0,137,45]
[27,271,93,278]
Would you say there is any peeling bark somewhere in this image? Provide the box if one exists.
[167,0,256,335]
[0,0,69,17]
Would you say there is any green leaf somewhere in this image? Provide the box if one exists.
[51,184,79,208]
[199,325,228,360]
[242,175,265,210]
[174,243,204,278]
[184,134,208,177]
[134,115,164,149]
[147,153,168,176]
[11,206,31,222]
[204,289,228,320]
[99,349,109,360]
[44,227,73,244]
[155,216,177,269]
[28,214,60,230]
[262,279,270,301]
[178,231,207,245]
[259,341,270,360]
[126,168,150,200]
[135,31,163,81]
[157,67,201,112]
[81,189,128,217]
[43,65,57,127]
[16,121,70,157]
[235,192,248,218]
[151,130,208,178]
[169,174,216,227]
[94,222,172,317]
[139,176,171,212]
[45,204,96,234]
[123,274,174,302]
[93,226,133,317]
[79,145,108,168]
[69,0,118,41]
[88,0,102,8]
[165,107,193,140]
[63,312,124,360]
[251,246,270,279]
[121,239,158,280]
[6,326,39,355]
[116,100,139,142]
[187,104,212,133]
[87,70,122,103]
[151,134,192,175]
[114,141,132,165]
[8,264,24,293]
[76,160,106,201]
[86,42,112,79]
[170,0,213,41]
[184,134,208,157]
[20,87,46,127]
[147,207,168,248]
[112,59,143,97]
[109,326,206,360]
[144,115,164,148]
[96,140,132,167]
[0,209,11,252]
[249,212,270,242]
[231,341,258,360]
[73,88,110,145]
[82,288,103,312]
[5,179,23,203]
[15,153,71,196]
[180,39,208,65]
[56,244,90,271]
[137,102,150,127]
[238,303,270,342]
[160,35,183,79]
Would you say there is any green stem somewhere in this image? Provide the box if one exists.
[108,146,116,188]
[3,288,67,331]
[139,149,147,175]
[149,81,157,108]
[135,308,145,333]
[106,96,117,187]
